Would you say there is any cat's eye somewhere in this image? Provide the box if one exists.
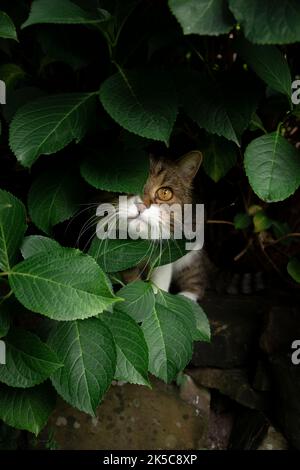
[156,187,173,201]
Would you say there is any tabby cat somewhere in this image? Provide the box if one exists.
[112,150,209,301]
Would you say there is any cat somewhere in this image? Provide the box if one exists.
[96,152,266,299]
[113,150,209,302]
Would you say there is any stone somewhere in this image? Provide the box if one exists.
[179,374,210,444]
[253,360,272,392]
[229,409,270,449]
[258,426,288,450]
[36,377,209,450]
[179,374,211,413]
[206,409,234,450]
[192,294,266,368]
[189,368,268,410]
[269,354,300,450]
[260,305,300,355]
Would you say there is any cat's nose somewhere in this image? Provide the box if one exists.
[136,203,147,213]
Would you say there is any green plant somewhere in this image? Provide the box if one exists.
[0,0,300,436]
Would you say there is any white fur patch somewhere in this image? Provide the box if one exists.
[172,245,202,274]
[179,291,198,302]
[150,263,173,292]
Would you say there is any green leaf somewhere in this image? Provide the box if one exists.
[236,38,292,98]
[229,0,300,45]
[287,258,300,283]
[37,27,93,71]
[248,113,266,133]
[156,290,210,342]
[169,0,234,36]
[272,221,291,245]
[102,310,150,386]
[0,328,62,388]
[89,238,150,272]
[234,213,252,230]
[0,383,55,435]
[253,211,273,233]
[0,189,27,271]
[89,237,188,273]
[193,302,211,342]
[9,93,96,167]
[0,11,17,40]
[142,302,193,383]
[0,64,26,89]
[2,86,45,123]
[0,301,11,338]
[244,132,300,202]
[99,69,177,144]
[48,318,116,415]
[8,248,119,320]
[203,136,237,182]
[28,167,81,234]
[22,0,110,28]
[21,235,61,259]
[155,289,196,337]
[180,71,260,145]
[116,280,155,322]
[81,146,149,194]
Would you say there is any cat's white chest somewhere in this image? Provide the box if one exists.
[150,245,201,301]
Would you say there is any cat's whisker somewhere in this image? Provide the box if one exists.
[76,214,100,246]
[64,204,98,236]
[141,239,157,277]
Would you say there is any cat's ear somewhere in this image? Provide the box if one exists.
[177,150,203,181]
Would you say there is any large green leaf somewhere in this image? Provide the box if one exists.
[203,136,237,182]
[21,235,61,259]
[192,301,211,342]
[0,189,27,271]
[115,280,155,322]
[89,238,150,272]
[0,383,55,435]
[169,0,234,36]
[229,0,300,45]
[48,318,116,415]
[0,328,61,388]
[99,69,177,144]
[80,146,149,194]
[179,71,260,145]
[89,237,188,272]
[0,300,11,338]
[244,132,300,202]
[102,310,150,386]
[2,86,45,123]
[142,302,193,383]
[0,11,17,40]
[22,0,110,28]
[156,290,210,342]
[9,93,96,167]
[28,167,82,234]
[8,248,119,320]
[37,27,92,71]
[236,38,292,98]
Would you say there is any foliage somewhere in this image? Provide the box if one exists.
[0,0,300,436]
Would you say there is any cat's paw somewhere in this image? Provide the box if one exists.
[179,291,198,302]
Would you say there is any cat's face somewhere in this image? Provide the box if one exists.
[124,151,202,239]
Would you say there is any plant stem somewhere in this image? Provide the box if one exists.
[206,219,234,226]
[1,290,12,301]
